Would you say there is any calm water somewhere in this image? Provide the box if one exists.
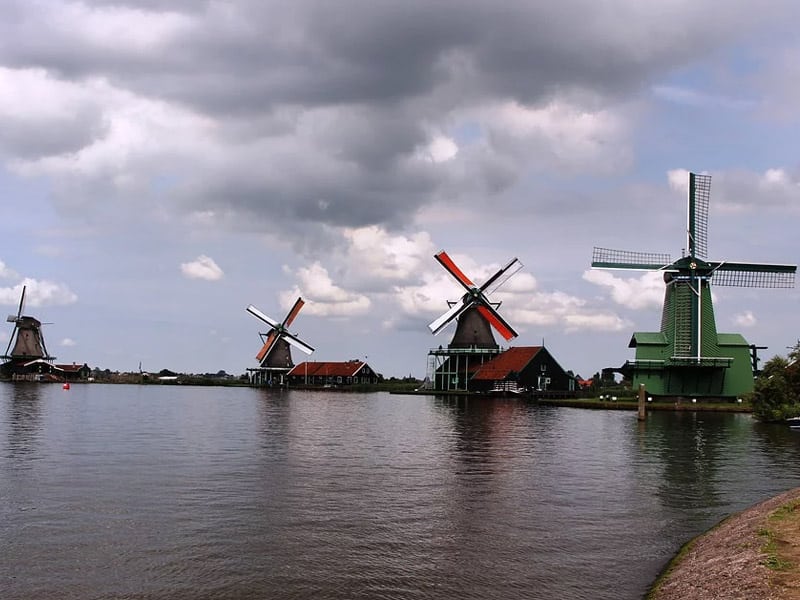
[2,384,800,599]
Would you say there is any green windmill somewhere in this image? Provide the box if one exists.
[592,172,796,400]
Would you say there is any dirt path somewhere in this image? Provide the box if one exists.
[649,487,800,600]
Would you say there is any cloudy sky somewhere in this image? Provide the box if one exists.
[1,0,798,378]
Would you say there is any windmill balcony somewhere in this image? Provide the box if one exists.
[625,357,733,370]
[428,346,504,357]
[667,356,733,368]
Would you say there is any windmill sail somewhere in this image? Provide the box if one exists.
[709,262,796,288]
[428,250,520,343]
[688,172,711,260]
[591,247,672,271]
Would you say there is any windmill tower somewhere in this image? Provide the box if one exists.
[1,285,56,379]
[427,250,522,391]
[246,297,314,386]
[591,172,796,399]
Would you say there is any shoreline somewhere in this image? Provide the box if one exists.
[648,486,800,599]
[392,391,753,412]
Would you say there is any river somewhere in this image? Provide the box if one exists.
[2,383,799,599]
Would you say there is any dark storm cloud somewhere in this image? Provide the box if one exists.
[1,0,796,237]
[0,106,106,160]
[3,0,778,112]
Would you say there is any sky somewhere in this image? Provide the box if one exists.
[0,0,798,379]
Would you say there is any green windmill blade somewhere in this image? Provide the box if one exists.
[709,262,796,288]
[591,247,672,271]
[688,172,711,260]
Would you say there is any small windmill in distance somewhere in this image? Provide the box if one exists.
[246,297,314,386]
[1,285,56,379]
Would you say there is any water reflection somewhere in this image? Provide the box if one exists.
[752,421,800,463]
[3,383,44,462]
[636,412,732,510]
[3,387,800,600]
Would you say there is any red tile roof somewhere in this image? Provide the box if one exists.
[56,363,87,373]
[287,361,367,378]
[471,347,542,381]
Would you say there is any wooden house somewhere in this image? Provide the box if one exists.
[286,360,379,387]
[469,346,575,395]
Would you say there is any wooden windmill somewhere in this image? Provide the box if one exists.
[427,250,522,391]
[1,285,56,378]
[591,172,796,399]
[246,297,314,386]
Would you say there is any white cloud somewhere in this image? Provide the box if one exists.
[342,226,437,285]
[180,255,224,281]
[0,259,18,280]
[667,168,691,192]
[733,310,757,327]
[418,135,459,163]
[3,67,216,196]
[582,269,665,310]
[60,338,77,347]
[0,279,78,308]
[479,99,633,174]
[43,2,192,53]
[668,167,800,214]
[509,290,630,333]
[281,262,370,317]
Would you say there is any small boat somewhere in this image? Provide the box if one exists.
[786,417,800,429]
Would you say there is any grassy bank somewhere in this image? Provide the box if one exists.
[536,398,752,412]
[648,488,800,600]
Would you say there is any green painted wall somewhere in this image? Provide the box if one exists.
[630,280,754,399]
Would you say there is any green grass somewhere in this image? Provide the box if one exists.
[758,501,800,572]
[759,528,792,571]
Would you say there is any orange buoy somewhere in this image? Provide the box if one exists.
[63,382,70,390]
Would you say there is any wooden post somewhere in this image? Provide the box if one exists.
[638,383,646,421]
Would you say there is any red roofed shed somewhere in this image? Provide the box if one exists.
[286,360,379,387]
[470,346,574,394]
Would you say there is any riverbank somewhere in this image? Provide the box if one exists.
[392,391,753,412]
[536,398,751,412]
[648,486,800,599]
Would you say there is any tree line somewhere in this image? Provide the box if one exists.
[751,341,800,422]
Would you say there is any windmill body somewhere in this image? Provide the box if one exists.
[592,172,796,399]
[448,306,499,349]
[8,316,48,359]
[246,298,314,386]
[426,251,521,391]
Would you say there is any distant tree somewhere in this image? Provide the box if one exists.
[751,341,800,422]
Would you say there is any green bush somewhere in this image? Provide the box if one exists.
[751,343,800,422]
